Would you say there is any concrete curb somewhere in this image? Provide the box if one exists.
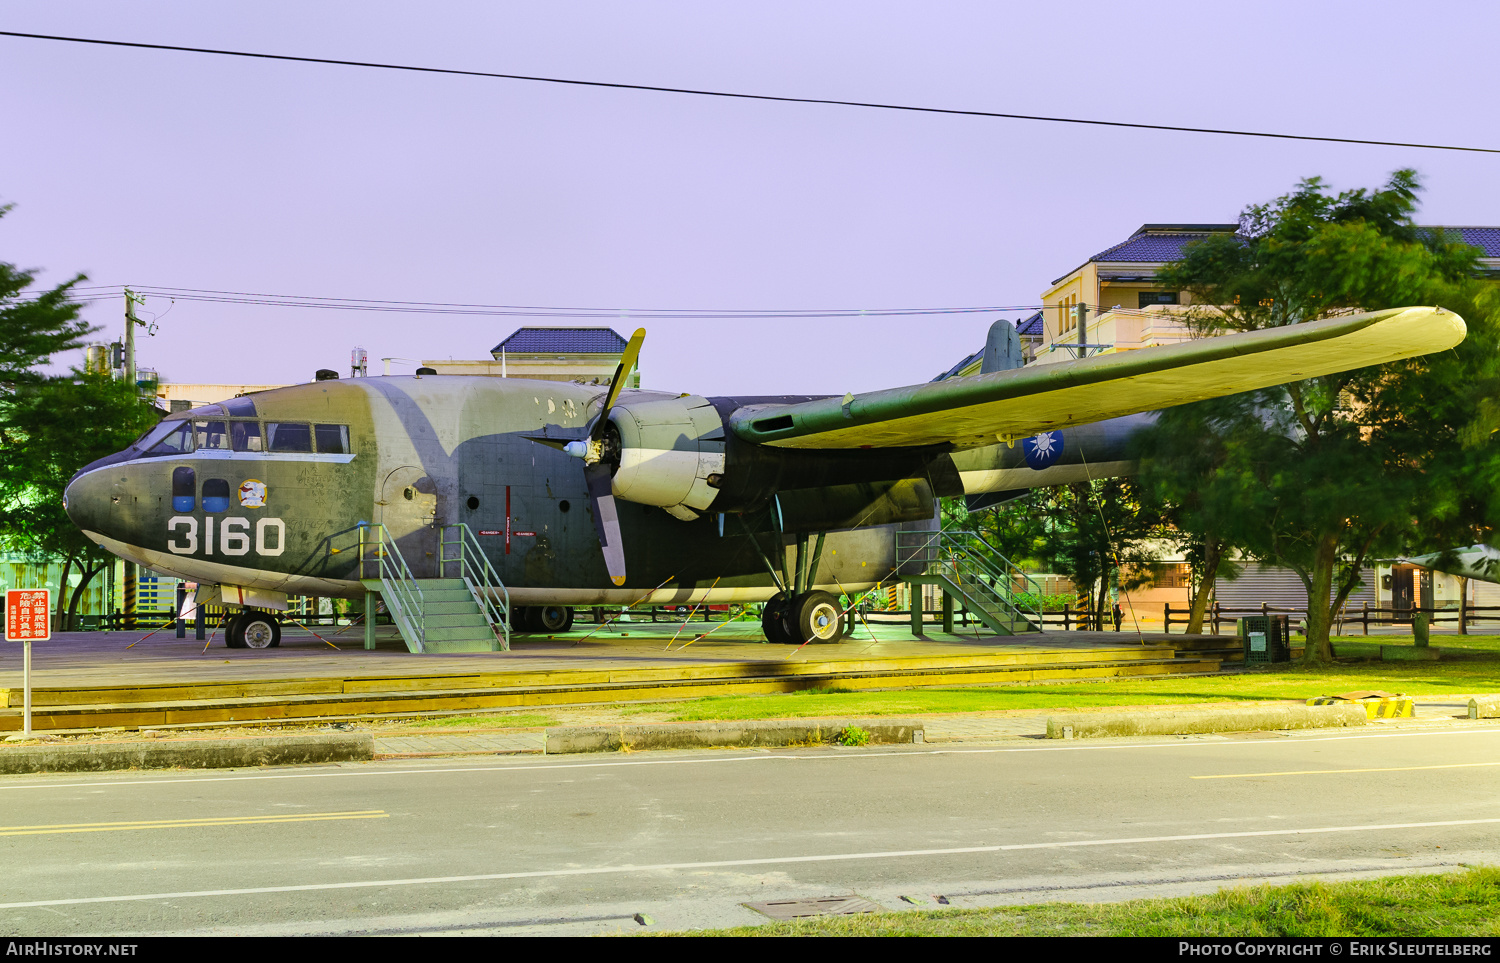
[1046,703,1367,739]
[545,718,923,754]
[1470,696,1500,719]
[0,732,374,774]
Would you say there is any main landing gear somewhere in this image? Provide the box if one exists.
[510,605,576,634]
[225,610,282,649]
[761,591,844,645]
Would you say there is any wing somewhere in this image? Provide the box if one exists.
[729,306,1464,450]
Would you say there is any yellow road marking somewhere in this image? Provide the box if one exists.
[0,810,389,837]
[1194,762,1500,780]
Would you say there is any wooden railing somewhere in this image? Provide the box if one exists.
[1162,601,1500,635]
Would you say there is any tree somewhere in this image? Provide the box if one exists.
[1150,170,1500,662]
[958,479,1159,628]
[0,204,94,383]
[0,204,160,628]
[1133,400,1244,634]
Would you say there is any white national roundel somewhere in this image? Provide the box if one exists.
[1022,431,1064,470]
[238,479,268,508]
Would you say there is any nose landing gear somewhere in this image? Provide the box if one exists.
[225,610,282,649]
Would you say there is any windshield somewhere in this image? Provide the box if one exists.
[135,420,193,455]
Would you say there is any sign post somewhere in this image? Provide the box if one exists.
[5,589,50,737]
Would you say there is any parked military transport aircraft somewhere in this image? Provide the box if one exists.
[63,306,1463,649]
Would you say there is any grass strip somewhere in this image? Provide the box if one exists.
[689,866,1500,936]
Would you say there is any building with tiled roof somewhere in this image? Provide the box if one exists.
[421,326,640,385]
[490,327,629,355]
[1030,222,1500,365]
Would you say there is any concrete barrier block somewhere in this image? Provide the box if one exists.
[1045,703,1366,739]
[545,718,922,753]
[0,732,373,774]
[1469,696,1500,719]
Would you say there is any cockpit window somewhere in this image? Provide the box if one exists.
[195,420,231,450]
[172,467,196,511]
[186,403,226,419]
[141,421,194,456]
[230,421,263,452]
[222,397,257,417]
[266,423,312,452]
[315,424,350,454]
[203,478,231,513]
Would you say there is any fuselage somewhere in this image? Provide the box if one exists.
[63,375,1145,606]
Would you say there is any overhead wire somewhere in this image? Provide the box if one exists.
[1,30,1495,154]
[12,282,1048,320]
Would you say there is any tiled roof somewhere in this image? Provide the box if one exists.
[1090,227,1241,263]
[932,349,983,382]
[1016,310,1044,336]
[491,327,629,355]
[1449,228,1500,258]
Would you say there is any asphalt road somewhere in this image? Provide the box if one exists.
[3,725,1499,935]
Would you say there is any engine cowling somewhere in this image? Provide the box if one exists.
[607,394,725,520]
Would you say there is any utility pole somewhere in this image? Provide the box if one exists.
[1076,302,1089,353]
[122,288,145,629]
[124,287,144,388]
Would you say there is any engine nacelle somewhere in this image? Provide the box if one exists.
[608,394,725,519]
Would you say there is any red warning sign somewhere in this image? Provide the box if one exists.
[5,589,51,642]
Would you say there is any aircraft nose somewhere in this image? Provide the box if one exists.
[64,467,111,537]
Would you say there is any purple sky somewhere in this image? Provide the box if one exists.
[4,1,1498,397]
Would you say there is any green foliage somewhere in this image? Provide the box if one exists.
[1143,170,1500,661]
[1010,591,1083,611]
[836,724,870,746]
[0,205,94,386]
[959,481,1160,627]
[0,204,161,625]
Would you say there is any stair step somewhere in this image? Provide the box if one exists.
[422,613,491,628]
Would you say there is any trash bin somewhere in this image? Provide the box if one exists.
[1240,615,1291,664]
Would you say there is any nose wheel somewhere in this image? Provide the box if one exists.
[225,611,282,649]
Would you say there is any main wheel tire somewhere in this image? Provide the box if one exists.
[539,605,574,632]
[511,606,541,634]
[760,594,797,644]
[788,591,844,644]
[223,612,247,649]
[240,611,282,649]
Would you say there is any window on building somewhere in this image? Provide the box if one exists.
[203,478,231,513]
[171,467,196,511]
[1138,291,1180,308]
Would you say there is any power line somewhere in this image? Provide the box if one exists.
[2,30,1496,155]
[15,282,1043,320]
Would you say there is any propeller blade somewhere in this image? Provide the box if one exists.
[590,327,646,442]
[586,463,627,586]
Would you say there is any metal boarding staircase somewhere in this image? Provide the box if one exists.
[896,528,1043,635]
[356,522,510,653]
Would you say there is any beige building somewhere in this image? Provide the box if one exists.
[422,326,640,386]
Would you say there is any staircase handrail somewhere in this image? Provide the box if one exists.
[441,523,511,650]
[357,523,426,651]
[938,555,1039,629]
[896,527,1043,629]
[947,531,1044,628]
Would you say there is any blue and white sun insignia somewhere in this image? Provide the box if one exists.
[1022,430,1064,470]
